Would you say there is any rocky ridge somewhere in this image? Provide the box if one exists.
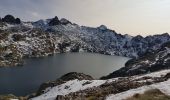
[0,14,170,67]
[101,41,170,79]
[30,70,170,100]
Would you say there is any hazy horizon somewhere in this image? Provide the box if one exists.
[1,0,170,36]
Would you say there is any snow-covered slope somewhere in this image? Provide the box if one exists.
[106,79,170,100]
[30,69,170,100]
[31,79,106,100]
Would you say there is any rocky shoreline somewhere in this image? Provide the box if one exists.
[0,15,170,100]
[0,70,170,100]
[1,15,170,67]
[101,42,170,79]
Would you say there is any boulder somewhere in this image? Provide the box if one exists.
[164,73,170,79]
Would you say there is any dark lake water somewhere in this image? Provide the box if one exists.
[0,53,130,96]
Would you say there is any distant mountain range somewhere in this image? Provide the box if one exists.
[0,15,170,100]
[0,15,170,67]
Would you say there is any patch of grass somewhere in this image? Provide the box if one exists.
[0,94,27,100]
[0,94,18,100]
[87,96,97,100]
[86,92,103,100]
[126,89,170,100]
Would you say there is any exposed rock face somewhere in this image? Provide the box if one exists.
[48,16,60,26]
[32,16,170,58]
[101,42,170,79]
[15,18,21,24]
[60,18,72,25]
[70,43,80,52]
[2,15,16,24]
[2,15,21,24]
[98,25,107,31]
[0,15,170,67]
[164,73,170,79]
[56,72,94,81]
[12,34,25,41]
[0,32,23,67]
[36,72,94,96]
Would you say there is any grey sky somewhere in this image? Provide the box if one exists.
[1,0,170,36]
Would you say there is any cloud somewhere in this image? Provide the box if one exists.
[27,11,40,18]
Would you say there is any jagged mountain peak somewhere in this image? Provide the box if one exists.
[0,15,170,67]
[1,14,21,24]
[60,18,72,25]
[32,16,73,28]
[98,25,107,30]
[154,33,169,37]
[48,16,60,26]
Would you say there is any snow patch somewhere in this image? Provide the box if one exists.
[106,79,170,100]
[31,79,106,100]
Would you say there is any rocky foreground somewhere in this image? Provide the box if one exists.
[29,70,170,100]
[28,40,170,100]
[0,15,170,67]
[1,70,170,100]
